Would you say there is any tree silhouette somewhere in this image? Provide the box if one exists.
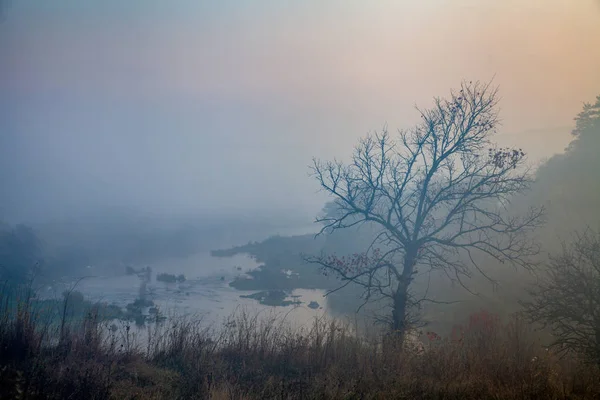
[308,81,544,343]
[522,229,600,365]
[572,95,600,138]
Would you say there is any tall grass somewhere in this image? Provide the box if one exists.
[1,286,599,399]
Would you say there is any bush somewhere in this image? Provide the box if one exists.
[2,285,600,399]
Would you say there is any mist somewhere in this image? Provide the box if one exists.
[3,2,600,397]
[2,0,599,224]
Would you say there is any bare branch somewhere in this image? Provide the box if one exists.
[522,228,600,364]
[310,80,544,338]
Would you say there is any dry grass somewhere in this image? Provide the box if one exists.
[1,288,599,399]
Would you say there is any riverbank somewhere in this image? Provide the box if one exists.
[211,234,340,293]
[2,291,598,400]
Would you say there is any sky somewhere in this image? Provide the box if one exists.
[1,0,599,224]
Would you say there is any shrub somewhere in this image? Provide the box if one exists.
[2,286,600,400]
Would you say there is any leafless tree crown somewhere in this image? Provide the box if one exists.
[522,229,600,364]
[309,81,544,326]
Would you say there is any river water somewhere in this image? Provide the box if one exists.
[43,225,335,332]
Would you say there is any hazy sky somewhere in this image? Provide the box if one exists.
[1,0,599,223]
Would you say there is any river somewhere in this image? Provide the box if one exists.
[42,225,336,332]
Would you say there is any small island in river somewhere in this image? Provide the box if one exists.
[240,290,301,307]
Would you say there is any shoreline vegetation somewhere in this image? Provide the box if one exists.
[2,284,599,399]
[239,290,300,307]
[211,235,338,293]
[211,235,341,308]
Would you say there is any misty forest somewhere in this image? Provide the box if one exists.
[1,1,600,399]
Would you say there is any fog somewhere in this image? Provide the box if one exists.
[3,4,600,396]
[1,0,599,224]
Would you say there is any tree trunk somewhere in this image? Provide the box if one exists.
[391,249,417,345]
[392,281,409,342]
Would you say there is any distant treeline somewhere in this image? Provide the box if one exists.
[0,214,309,283]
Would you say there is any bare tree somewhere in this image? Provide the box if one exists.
[308,81,544,343]
[522,229,600,364]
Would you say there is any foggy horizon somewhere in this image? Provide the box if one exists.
[3,3,600,396]
[2,0,599,224]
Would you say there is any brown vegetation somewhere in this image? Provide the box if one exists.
[1,289,599,399]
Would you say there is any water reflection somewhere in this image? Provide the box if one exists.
[43,252,333,332]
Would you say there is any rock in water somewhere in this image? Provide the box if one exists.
[308,301,320,309]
